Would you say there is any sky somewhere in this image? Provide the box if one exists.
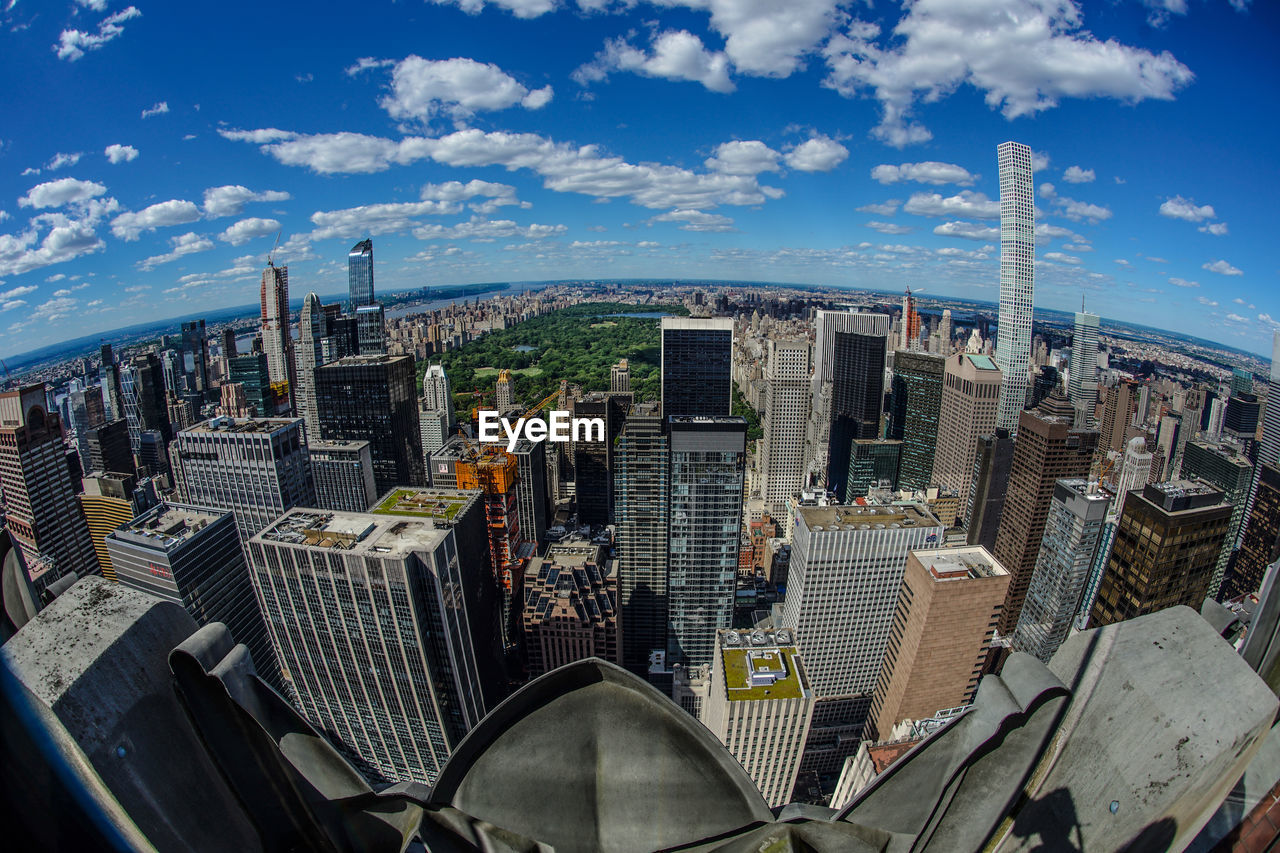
[1,0,1277,359]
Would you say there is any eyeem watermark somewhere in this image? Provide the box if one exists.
[478,410,605,451]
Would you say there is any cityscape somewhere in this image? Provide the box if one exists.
[1,3,1279,851]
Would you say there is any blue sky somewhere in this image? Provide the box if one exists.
[1,0,1276,359]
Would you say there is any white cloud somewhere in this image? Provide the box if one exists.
[75,0,110,10]
[0,223,103,277]
[218,217,281,246]
[413,215,568,241]
[345,57,395,76]
[110,199,201,240]
[823,0,1193,146]
[1197,296,1219,307]
[202,185,291,218]
[651,209,736,232]
[138,232,216,269]
[420,179,526,213]
[1199,222,1228,236]
[54,6,140,61]
[379,56,553,124]
[783,135,848,172]
[865,221,913,235]
[1062,165,1095,183]
[426,0,556,19]
[217,128,296,143]
[0,285,38,300]
[19,177,107,209]
[45,152,82,171]
[856,200,900,216]
[141,101,169,119]
[310,200,457,241]
[903,190,1000,220]
[933,221,999,241]
[871,161,974,185]
[1169,277,1198,288]
[1203,259,1243,276]
[1159,195,1215,222]
[574,30,735,93]
[1044,251,1082,265]
[705,140,780,175]
[104,143,139,164]
[1226,313,1248,324]
[1039,182,1111,223]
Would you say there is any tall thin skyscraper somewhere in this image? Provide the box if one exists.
[661,317,733,418]
[259,262,296,402]
[761,338,811,516]
[827,324,888,501]
[932,352,1002,515]
[666,416,746,667]
[296,292,327,438]
[1222,464,1280,601]
[995,140,1036,433]
[348,237,374,308]
[966,428,1015,552]
[422,363,456,429]
[1239,332,1280,547]
[1115,436,1154,510]
[615,402,670,675]
[1100,379,1139,455]
[1068,309,1100,427]
[889,350,945,491]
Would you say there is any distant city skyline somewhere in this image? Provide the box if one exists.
[2,2,1276,359]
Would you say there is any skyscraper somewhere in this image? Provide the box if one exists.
[179,319,210,398]
[992,401,1099,636]
[666,416,746,667]
[169,416,315,541]
[931,352,1002,514]
[355,304,386,355]
[966,429,1015,552]
[79,472,156,582]
[120,352,172,457]
[228,352,275,417]
[867,547,1010,742]
[571,391,615,527]
[495,369,514,411]
[888,351,945,491]
[522,541,619,678]
[507,436,548,548]
[308,439,377,513]
[1222,464,1280,601]
[610,358,631,393]
[761,338,811,516]
[700,628,814,808]
[614,402,670,675]
[296,292,327,438]
[348,237,374,308]
[1090,480,1230,627]
[1010,479,1110,662]
[422,363,456,430]
[247,507,487,785]
[1239,332,1280,547]
[0,385,98,592]
[661,317,733,418]
[315,354,425,495]
[1068,310,1100,427]
[995,140,1036,433]
[827,324,888,501]
[1115,435,1154,510]
[1100,379,1140,455]
[259,262,296,401]
[85,418,135,477]
[1180,441,1253,599]
[106,502,283,693]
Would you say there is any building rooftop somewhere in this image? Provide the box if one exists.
[797,501,941,531]
[308,440,370,453]
[719,629,807,701]
[966,354,998,372]
[318,353,409,367]
[185,416,301,435]
[867,739,924,774]
[252,508,449,556]
[110,503,229,551]
[912,546,1008,581]
[371,488,476,522]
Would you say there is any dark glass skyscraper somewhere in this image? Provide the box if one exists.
[348,237,374,308]
[661,317,733,418]
[889,351,945,490]
[827,327,887,501]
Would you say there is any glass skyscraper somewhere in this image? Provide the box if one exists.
[661,317,733,418]
[348,237,374,308]
[889,350,945,491]
[995,140,1036,433]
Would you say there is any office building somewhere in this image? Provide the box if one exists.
[780,501,944,774]
[247,508,487,785]
[827,321,889,501]
[1100,379,1139,455]
[932,353,1003,515]
[1090,481,1230,627]
[85,418,135,477]
[966,429,1014,552]
[259,262,296,399]
[1010,480,1110,662]
[845,439,902,500]
[170,416,315,541]
[355,304,386,355]
[348,237,375,308]
[1222,464,1280,601]
[761,338,811,516]
[309,439,377,513]
[610,358,630,393]
[994,140,1036,433]
[120,352,171,456]
[571,391,615,527]
[867,547,1009,741]
[495,369,514,412]
[614,402,670,675]
[992,403,1099,635]
[179,319,210,398]
[1232,367,1254,396]
[99,342,123,423]
[508,436,548,547]
[700,628,814,808]
[666,416,746,667]
[1068,310,1099,427]
[79,472,158,583]
[661,317,733,418]
[522,541,619,678]
[1240,332,1280,548]
[422,363,455,428]
[296,292,328,438]
[315,354,425,495]
[1115,436,1154,510]
[106,502,282,692]
[889,351,945,491]
[0,385,98,591]
[1180,441,1253,599]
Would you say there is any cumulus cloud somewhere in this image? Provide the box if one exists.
[426,0,556,19]
[104,143,139,163]
[379,56,553,124]
[783,135,848,172]
[141,101,169,119]
[823,0,1193,146]
[573,30,735,93]
[651,209,736,232]
[1169,278,1198,288]
[110,199,201,240]
[19,177,107,209]
[0,224,104,276]
[705,140,780,175]
[421,179,526,213]
[0,285,38,300]
[934,221,999,241]
[413,215,568,242]
[856,200,901,216]
[202,185,291,218]
[218,217,281,246]
[1062,165,1095,183]
[904,191,1000,219]
[53,5,140,61]
[45,152,82,171]
[871,161,975,185]
[1039,182,1112,223]
[1159,195,1215,222]
[1203,259,1242,276]
[1044,251,1082,265]
[310,201,458,241]
[138,232,215,270]
[865,221,913,235]
[1199,222,1228,236]
[1196,296,1218,307]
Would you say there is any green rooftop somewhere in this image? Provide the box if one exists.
[722,646,805,701]
[371,488,471,521]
